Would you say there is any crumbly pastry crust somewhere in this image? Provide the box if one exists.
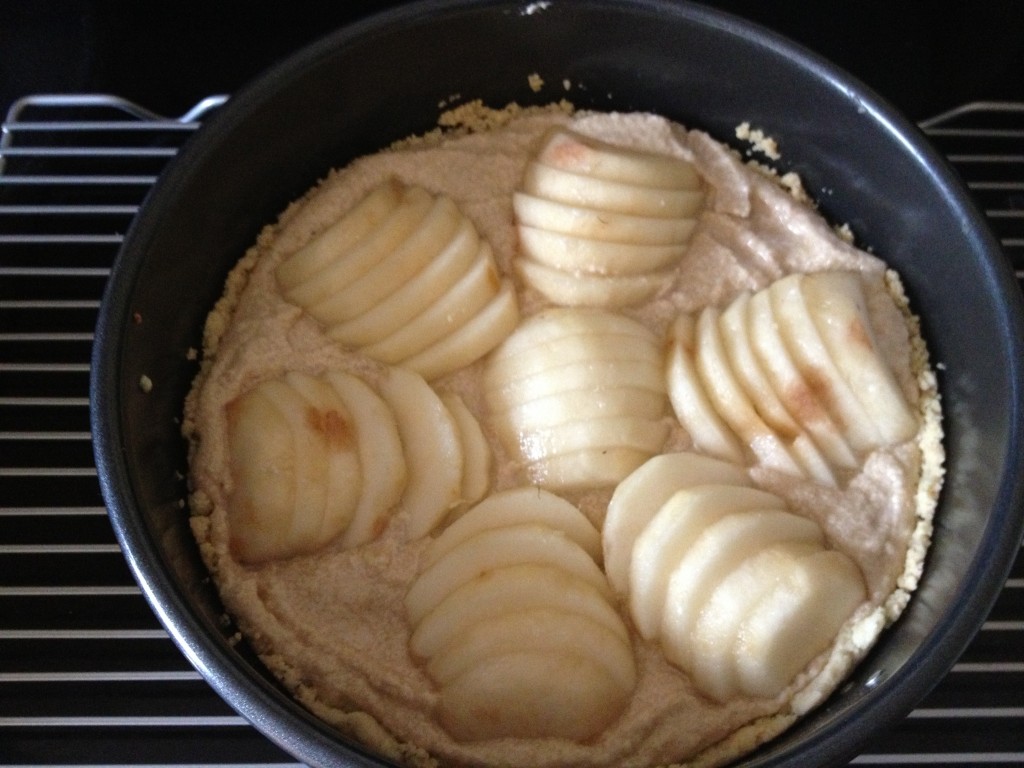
[182,102,944,768]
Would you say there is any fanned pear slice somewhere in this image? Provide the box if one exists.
[690,540,822,702]
[438,650,632,742]
[275,180,403,291]
[514,192,699,245]
[484,307,667,489]
[493,386,668,432]
[719,293,837,485]
[801,270,918,444]
[536,128,702,190]
[404,473,636,743]
[281,372,364,543]
[628,485,787,640]
[224,388,299,564]
[516,257,673,308]
[665,313,746,464]
[513,129,703,308]
[410,563,626,660]
[488,306,653,358]
[719,291,802,436]
[735,548,867,699]
[747,289,858,470]
[440,394,491,509]
[694,306,805,478]
[518,225,690,276]
[487,355,665,408]
[604,452,750,595]
[769,274,883,452]
[528,446,659,492]
[515,416,669,465]
[522,161,705,218]
[253,379,333,550]
[307,194,463,325]
[282,184,434,309]
[400,280,519,382]
[362,248,501,365]
[526,427,670,490]
[326,218,480,347]
[321,371,407,549]
[485,330,659,388]
[376,366,463,542]
[423,486,601,568]
[405,523,612,626]
[660,509,824,672]
[426,607,635,691]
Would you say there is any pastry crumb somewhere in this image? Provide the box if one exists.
[736,121,781,160]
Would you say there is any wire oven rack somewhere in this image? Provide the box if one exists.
[1,95,1022,767]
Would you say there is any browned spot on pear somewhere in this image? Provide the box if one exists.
[847,315,873,351]
[796,365,847,431]
[306,406,356,451]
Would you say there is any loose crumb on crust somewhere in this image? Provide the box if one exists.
[736,121,781,160]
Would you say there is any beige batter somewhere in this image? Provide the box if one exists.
[183,105,943,768]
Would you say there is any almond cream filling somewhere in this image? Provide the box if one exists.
[183,105,943,768]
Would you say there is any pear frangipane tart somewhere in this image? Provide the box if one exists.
[183,108,941,768]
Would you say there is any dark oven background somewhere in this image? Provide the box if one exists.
[2,0,1024,121]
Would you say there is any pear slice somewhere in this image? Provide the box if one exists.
[536,128,702,190]
[409,563,626,660]
[660,509,824,672]
[438,649,631,742]
[487,355,665,408]
[719,292,801,436]
[281,372,364,544]
[492,387,668,438]
[484,308,658,395]
[440,394,491,508]
[689,540,822,702]
[515,415,669,465]
[321,371,407,549]
[405,523,612,626]
[422,486,601,568]
[283,184,434,309]
[326,217,480,347]
[694,306,805,478]
[516,257,673,308]
[603,452,750,595]
[522,161,705,218]
[513,192,699,245]
[254,379,333,551]
[426,607,635,692]
[224,388,298,564]
[518,225,690,276]
[275,179,403,292]
[307,194,463,325]
[747,289,858,470]
[400,280,519,381]
[735,548,867,699]
[485,330,659,389]
[801,271,918,444]
[487,307,654,359]
[769,274,882,452]
[527,446,656,490]
[628,485,786,640]
[665,314,746,464]
[719,294,837,486]
[361,247,500,365]
[376,366,462,541]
